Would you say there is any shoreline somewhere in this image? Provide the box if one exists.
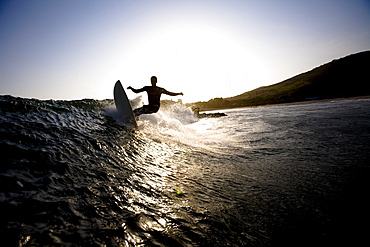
[199,95,370,113]
[255,95,370,108]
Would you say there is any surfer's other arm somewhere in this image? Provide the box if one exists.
[127,86,145,94]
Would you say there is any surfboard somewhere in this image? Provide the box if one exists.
[114,80,137,128]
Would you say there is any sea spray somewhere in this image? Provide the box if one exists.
[137,102,199,145]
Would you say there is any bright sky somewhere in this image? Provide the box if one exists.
[1,0,369,103]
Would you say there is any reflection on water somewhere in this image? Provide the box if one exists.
[116,134,197,246]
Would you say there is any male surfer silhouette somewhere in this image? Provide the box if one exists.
[127,76,183,117]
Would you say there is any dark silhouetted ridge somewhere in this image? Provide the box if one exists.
[192,51,370,110]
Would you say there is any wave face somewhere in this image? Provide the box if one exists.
[1,95,370,246]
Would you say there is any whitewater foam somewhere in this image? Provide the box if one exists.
[138,103,200,145]
[105,98,237,151]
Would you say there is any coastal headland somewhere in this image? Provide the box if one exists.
[189,51,370,112]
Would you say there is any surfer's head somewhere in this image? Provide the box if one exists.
[151,76,157,86]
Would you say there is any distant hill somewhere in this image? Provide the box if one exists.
[191,51,370,110]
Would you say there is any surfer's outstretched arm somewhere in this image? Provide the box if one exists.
[162,89,183,96]
[127,86,145,94]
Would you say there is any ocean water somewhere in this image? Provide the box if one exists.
[1,95,369,246]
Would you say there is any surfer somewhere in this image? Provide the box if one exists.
[127,76,183,116]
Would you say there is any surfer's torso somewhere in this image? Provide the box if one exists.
[142,86,164,107]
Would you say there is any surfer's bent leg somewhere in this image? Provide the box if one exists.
[133,106,146,117]
[133,105,159,117]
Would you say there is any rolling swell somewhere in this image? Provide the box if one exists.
[0,95,240,246]
[2,95,370,246]
[1,96,126,245]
